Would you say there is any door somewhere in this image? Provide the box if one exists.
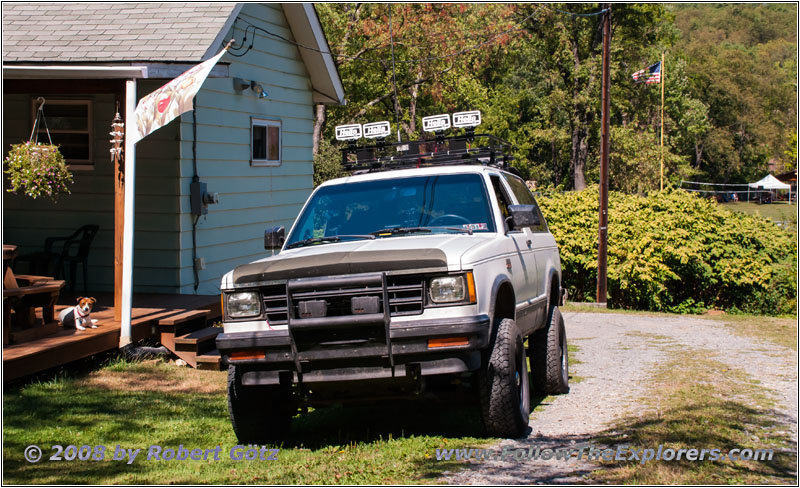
[489,174,537,334]
[503,174,552,330]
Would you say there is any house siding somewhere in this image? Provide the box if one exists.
[2,81,181,293]
[177,3,315,295]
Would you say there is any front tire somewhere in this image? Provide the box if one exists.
[479,318,531,437]
[227,365,292,444]
[531,306,569,395]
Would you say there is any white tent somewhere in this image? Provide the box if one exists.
[749,174,791,189]
[749,174,791,202]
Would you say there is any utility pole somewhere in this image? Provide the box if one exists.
[660,51,665,191]
[597,4,611,305]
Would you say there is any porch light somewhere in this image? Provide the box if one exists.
[250,81,268,99]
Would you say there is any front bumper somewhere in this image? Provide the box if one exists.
[216,314,490,385]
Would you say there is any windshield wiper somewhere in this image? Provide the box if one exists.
[285,234,375,249]
[370,227,432,236]
[370,226,473,236]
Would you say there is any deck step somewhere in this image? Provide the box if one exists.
[196,349,223,371]
[174,326,221,345]
[157,309,209,327]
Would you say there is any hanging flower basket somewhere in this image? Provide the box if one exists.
[5,97,73,201]
[4,141,73,201]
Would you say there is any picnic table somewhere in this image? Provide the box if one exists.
[3,244,65,345]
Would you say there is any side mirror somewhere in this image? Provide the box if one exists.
[508,205,540,230]
[264,226,285,250]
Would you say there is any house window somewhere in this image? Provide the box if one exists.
[31,99,93,169]
[251,118,281,166]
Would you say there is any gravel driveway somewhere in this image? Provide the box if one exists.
[442,310,798,484]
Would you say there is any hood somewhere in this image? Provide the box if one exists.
[230,234,494,285]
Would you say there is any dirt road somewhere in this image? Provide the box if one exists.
[442,310,798,484]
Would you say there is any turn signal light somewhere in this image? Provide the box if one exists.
[466,271,477,304]
[229,350,265,361]
[428,337,469,348]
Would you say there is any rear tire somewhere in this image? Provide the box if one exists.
[531,306,569,395]
[227,365,292,444]
[479,318,531,437]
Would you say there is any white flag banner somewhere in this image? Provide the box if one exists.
[129,47,228,144]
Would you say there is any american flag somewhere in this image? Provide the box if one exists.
[632,61,661,84]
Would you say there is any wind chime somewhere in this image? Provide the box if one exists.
[110,102,125,179]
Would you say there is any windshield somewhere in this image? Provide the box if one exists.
[286,173,496,247]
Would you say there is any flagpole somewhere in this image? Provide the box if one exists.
[660,51,665,191]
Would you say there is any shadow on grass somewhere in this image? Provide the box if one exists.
[281,400,486,449]
[593,398,798,484]
[5,359,568,483]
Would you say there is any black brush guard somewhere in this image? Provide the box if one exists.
[286,273,395,375]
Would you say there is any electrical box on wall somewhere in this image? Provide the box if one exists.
[190,180,220,216]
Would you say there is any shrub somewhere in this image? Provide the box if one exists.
[4,142,72,201]
[539,187,796,316]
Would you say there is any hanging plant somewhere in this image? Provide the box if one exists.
[4,97,73,201]
[4,141,73,200]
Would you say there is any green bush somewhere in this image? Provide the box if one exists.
[313,138,345,188]
[539,187,797,316]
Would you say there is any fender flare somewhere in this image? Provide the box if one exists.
[546,267,561,308]
[488,274,515,341]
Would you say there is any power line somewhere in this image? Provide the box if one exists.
[546,5,610,18]
[227,9,540,65]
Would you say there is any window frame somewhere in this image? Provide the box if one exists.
[503,173,548,233]
[250,117,282,167]
[30,98,94,170]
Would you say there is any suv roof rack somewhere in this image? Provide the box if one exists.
[340,133,514,173]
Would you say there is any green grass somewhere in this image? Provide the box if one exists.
[721,201,797,227]
[3,359,494,484]
[592,351,797,484]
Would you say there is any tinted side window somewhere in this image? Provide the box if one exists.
[504,174,535,204]
[503,174,547,232]
[490,175,514,232]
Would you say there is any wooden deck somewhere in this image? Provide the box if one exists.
[3,293,220,382]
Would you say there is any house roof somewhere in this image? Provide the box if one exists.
[2,2,238,63]
[2,2,345,104]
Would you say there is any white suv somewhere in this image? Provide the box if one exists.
[217,135,568,442]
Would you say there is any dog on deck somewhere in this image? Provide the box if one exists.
[59,297,98,330]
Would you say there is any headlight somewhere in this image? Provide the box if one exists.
[227,292,261,318]
[429,276,465,303]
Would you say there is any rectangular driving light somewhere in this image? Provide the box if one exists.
[335,124,362,141]
[453,110,482,128]
[428,337,470,348]
[363,121,391,139]
[422,114,451,133]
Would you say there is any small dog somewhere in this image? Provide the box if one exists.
[59,297,97,330]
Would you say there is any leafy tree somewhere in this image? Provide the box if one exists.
[312,3,796,190]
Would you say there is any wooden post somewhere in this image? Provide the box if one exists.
[113,101,125,321]
[660,51,665,191]
[597,4,611,304]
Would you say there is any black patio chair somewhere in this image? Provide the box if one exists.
[15,225,99,294]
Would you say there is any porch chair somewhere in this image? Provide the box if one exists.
[15,225,99,295]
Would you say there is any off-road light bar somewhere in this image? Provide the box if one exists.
[335,124,362,141]
[422,113,451,133]
[363,121,391,139]
[453,110,482,128]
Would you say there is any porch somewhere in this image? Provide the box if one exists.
[3,292,222,382]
